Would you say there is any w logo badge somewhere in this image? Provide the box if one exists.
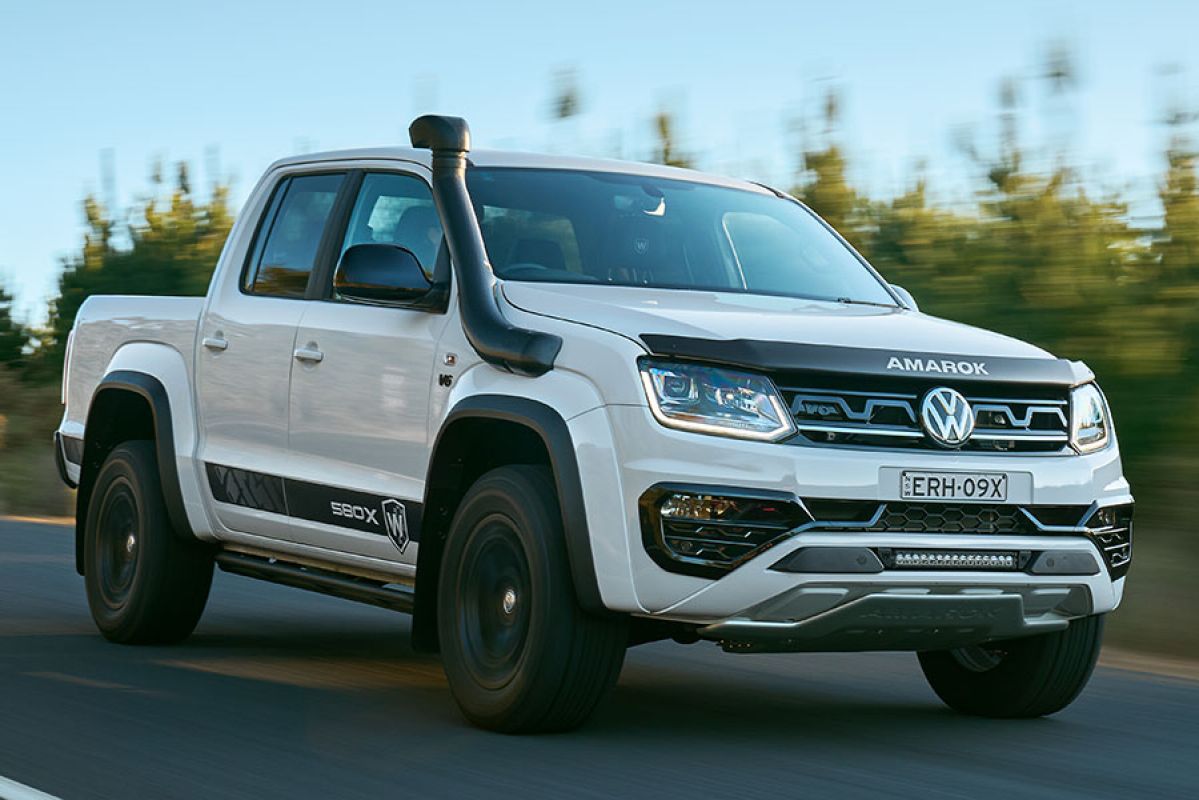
[920,387,975,448]
[381,498,409,554]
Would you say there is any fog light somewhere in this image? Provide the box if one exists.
[660,493,739,520]
[639,485,809,578]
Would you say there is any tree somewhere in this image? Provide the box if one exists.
[1157,137,1199,288]
[0,284,27,366]
[792,90,867,242]
[651,110,693,169]
[1151,132,1199,443]
[550,67,582,120]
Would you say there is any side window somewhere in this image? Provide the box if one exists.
[340,173,443,278]
[245,173,345,297]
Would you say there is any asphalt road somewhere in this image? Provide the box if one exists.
[1,519,1196,800]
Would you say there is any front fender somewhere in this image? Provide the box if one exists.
[426,394,606,614]
[438,359,607,427]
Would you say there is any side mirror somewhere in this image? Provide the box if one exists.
[334,244,432,304]
[889,284,919,312]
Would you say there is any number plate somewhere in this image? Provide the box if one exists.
[901,471,1008,502]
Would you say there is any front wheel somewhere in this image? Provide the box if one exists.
[918,615,1105,718]
[437,465,628,733]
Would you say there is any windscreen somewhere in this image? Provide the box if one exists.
[466,167,897,305]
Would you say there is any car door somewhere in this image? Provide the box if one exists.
[196,170,348,539]
[284,169,451,565]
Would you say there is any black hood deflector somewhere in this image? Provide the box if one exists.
[640,334,1090,387]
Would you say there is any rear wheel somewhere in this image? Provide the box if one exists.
[84,441,214,644]
[918,615,1105,718]
[437,465,627,733]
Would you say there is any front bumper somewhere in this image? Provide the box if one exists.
[666,531,1123,653]
[570,404,1132,642]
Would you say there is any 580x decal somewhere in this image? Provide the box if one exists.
[206,463,417,553]
[329,498,410,553]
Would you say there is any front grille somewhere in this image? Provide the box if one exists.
[872,503,1029,534]
[802,499,1131,578]
[779,379,1070,453]
[802,500,1078,534]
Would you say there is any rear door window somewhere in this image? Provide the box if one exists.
[245,173,345,297]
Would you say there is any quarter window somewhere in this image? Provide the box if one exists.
[246,173,344,297]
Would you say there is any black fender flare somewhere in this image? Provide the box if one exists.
[421,394,605,614]
[76,370,193,574]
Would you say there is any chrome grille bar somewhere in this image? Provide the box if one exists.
[782,385,1070,453]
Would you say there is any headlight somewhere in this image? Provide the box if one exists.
[1070,383,1111,453]
[639,360,795,441]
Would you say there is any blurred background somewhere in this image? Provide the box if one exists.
[0,0,1195,660]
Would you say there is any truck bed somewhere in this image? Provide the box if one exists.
[60,295,204,440]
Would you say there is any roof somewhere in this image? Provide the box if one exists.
[266,146,774,194]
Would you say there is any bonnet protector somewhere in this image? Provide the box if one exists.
[640,335,1091,387]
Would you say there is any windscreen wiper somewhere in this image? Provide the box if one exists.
[835,297,899,308]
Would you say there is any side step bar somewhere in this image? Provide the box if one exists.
[215,551,415,614]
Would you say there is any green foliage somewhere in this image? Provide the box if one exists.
[652,111,693,169]
[0,284,28,366]
[794,91,867,235]
[551,67,582,120]
[0,367,70,516]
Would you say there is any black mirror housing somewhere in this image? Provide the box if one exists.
[334,244,432,304]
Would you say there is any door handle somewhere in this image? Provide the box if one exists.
[294,346,324,363]
[202,335,228,352]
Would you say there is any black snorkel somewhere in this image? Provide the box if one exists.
[408,115,561,377]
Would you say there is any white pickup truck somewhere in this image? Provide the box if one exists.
[56,115,1133,732]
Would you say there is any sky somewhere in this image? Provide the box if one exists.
[2,0,1198,323]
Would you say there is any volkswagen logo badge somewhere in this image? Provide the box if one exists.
[920,387,975,448]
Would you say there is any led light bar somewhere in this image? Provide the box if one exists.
[889,550,1018,570]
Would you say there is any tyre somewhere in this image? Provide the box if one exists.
[918,615,1105,718]
[437,465,628,733]
[84,440,214,644]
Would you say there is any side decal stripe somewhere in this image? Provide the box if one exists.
[206,463,286,515]
[204,463,421,547]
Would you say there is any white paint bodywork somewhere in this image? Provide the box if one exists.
[502,282,1055,360]
[57,146,1132,639]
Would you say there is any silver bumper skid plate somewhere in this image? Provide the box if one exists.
[698,593,1075,653]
